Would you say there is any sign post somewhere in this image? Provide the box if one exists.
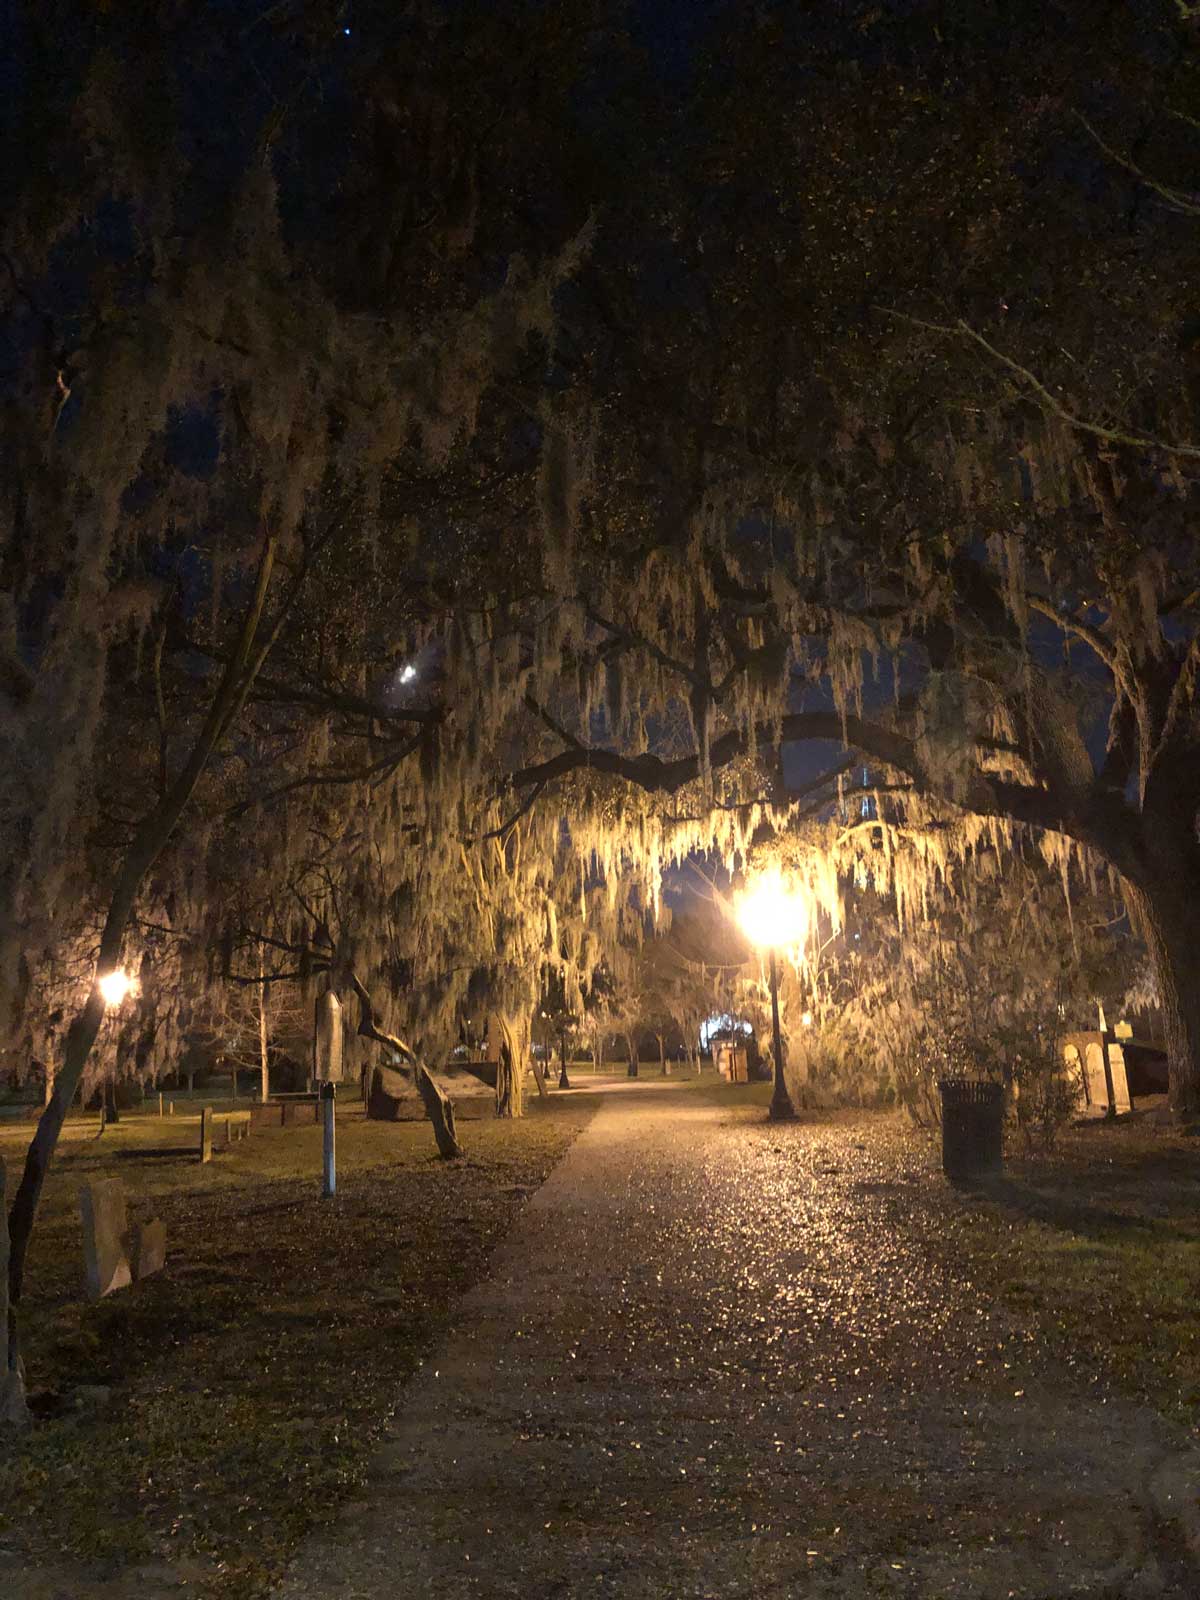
[321,1082,336,1198]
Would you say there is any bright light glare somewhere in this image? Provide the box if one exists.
[398,663,417,684]
[801,1011,813,1028]
[737,869,807,951]
[98,970,135,1006]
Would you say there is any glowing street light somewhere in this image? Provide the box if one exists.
[737,869,806,1122]
[98,969,136,1007]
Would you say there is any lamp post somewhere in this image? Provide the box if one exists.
[737,870,805,1123]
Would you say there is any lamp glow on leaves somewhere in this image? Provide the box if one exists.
[736,869,808,952]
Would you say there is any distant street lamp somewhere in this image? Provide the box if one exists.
[737,869,806,1122]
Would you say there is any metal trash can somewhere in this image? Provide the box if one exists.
[938,1079,1004,1181]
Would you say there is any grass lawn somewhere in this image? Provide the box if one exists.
[694,1075,1200,1429]
[948,1116,1200,1429]
[0,1092,596,1595]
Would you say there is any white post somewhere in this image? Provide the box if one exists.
[321,1082,336,1198]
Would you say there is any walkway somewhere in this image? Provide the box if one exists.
[277,1082,1196,1598]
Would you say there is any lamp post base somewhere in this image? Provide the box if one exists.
[768,1093,797,1122]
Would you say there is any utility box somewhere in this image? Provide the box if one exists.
[716,1043,748,1083]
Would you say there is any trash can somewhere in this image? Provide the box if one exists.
[938,1079,1004,1181]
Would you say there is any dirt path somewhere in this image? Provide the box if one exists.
[275,1083,1200,1599]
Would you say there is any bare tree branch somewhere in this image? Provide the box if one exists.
[876,308,1200,460]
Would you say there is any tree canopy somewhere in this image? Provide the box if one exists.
[6,0,1200,1352]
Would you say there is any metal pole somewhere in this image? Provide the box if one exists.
[321,1082,336,1197]
[768,948,796,1122]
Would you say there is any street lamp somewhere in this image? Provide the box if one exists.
[737,869,806,1122]
[98,969,136,1007]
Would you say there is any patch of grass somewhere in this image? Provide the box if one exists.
[949,1122,1200,1425]
[0,1095,597,1594]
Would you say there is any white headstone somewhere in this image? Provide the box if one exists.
[80,1179,132,1299]
[314,990,343,1083]
[1062,1043,1087,1109]
[1107,1043,1132,1113]
[1083,1041,1109,1111]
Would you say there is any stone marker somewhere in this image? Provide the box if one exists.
[1083,1041,1111,1111]
[80,1178,132,1299]
[1107,1043,1133,1113]
[129,1219,167,1281]
[200,1106,213,1163]
[314,990,343,1083]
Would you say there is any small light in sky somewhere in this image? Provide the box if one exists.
[343,27,351,35]
[98,970,136,1007]
[398,663,417,684]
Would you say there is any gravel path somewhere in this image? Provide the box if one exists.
[276,1082,1199,1599]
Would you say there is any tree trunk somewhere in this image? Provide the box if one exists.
[1123,872,1200,1121]
[0,1158,29,1430]
[5,538,278,1342]
[657,1033,668,1076]
[351,974,463,1158]
[626,1033,638,1079]
[493,1011,528,1119]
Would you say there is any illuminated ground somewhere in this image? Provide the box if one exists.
[275,1081,1200,1599]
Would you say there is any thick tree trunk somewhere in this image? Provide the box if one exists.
[626,1033,638,1079]
[493,1011,528,1118]
[657,1033,668,1076]
[1124,872,1200,1121]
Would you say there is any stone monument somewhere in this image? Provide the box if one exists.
[80,1178,133,1299]
[129,1219,167,1281]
